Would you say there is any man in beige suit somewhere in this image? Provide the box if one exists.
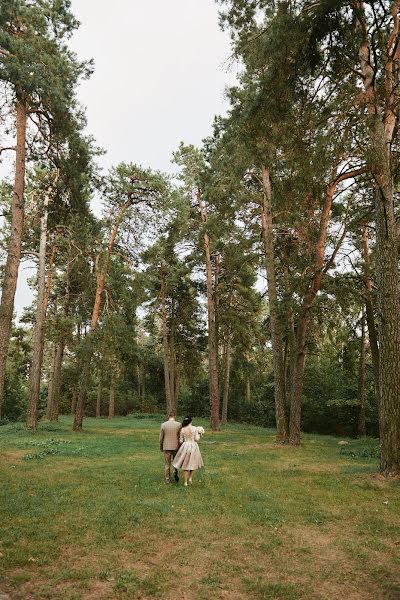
[160,413,181,483]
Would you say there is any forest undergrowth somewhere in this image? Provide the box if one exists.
[0,416,399,600]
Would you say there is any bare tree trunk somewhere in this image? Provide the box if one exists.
[372,131,400,475]
[96,380,102,418]
[197,190,219,431]
[47,344,56,419]
[160,265,172,415]
[169,299,176,413]
[289,167,365,445]
[361,224,380,402]
[48,342,63,421]
[47,341,63,421]
[27,194,49,429]
[71,385,77,415]
[73,202,131,431]
[221,335,231,426]
[358,311,367,437]
[245,377,251,404]
[136,363,141,400]
[261,166,288,443]
[0,100,27,418]
[108,374,115,418]
[354,3,400,474]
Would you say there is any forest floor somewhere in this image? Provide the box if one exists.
[0,416,399,600]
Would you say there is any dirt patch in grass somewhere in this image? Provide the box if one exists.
[0,450,27,462]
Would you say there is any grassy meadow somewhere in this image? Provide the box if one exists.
[0,415,399,600]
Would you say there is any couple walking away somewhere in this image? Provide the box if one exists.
[159,413,204,486]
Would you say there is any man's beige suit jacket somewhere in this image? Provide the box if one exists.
[160,420,181,451]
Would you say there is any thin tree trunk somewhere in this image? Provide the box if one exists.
[71,384,77,415]
[261,166,288,443]
[108,374,115,418]
[73,202,131,431]
[358,311,367,437]
[46,343,56,420]
[0,100,27,418]
[289,167,365,445]
[136,363,142,401]
[361,224,380,401]
[96,380,102,418]
[160,265,172,415]
[169,299,176,413]
[49,341,63,421]
[197,190,219,431]
[221,335,231,426]
[27,194,49,428]
[245,377,251,404]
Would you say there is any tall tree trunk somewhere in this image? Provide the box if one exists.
[358,311,367,437]
[169,299,176,413]
[355,3,400,474]
[197,190,219,431]
[245,377,251,404]
[108,374,115,418]
[27,194,49,429]
[47,341,64,421]
[73,201,131,431]
[221,335,231,426]
[48,341,63,421]
[261,166,288,443]
[361,224,380,401]
[289,167,365,445]
[47,343,56,420]
[136,363,142,401]
[371,121,400,475]
[160,265,172,414]
[0,100,27,418]
[71,384,77,415]
[96,380,102,418]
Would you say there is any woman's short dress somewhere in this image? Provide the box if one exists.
[173,425,204,471]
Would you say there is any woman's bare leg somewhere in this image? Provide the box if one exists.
[189,470,194,483]
[184,470,190,486]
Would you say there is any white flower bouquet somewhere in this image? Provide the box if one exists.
[196,426,205,437]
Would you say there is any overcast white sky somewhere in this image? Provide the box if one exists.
[69,0,236,174]
[12,0,237,315]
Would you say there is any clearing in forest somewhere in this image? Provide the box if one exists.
[0,416,399,600]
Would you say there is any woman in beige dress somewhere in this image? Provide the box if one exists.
[173,415,204,486]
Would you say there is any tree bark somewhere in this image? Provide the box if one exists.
[71,384,77,415]
[27,193,49,429]
[169,298,176,413]
[108,374,115,418]
[0,100,27,418]
[73,201,131,431]
[361,224,380,402]
[160,265,172,415]
[197,190,219,431]
[221,335,231,426]
[289,167,365,445]
[358,311,367,437]
[261,166,288,443]
[96,380,102,417]
[354,2,400,474]
[48,341,63,421]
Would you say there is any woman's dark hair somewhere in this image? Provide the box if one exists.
[182,415,192,428]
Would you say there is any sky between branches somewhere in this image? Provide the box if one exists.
[13,0,236,315]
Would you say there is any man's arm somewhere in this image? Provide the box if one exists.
[159,425,164,452]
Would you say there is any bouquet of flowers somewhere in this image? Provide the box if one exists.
[196,426,205,437]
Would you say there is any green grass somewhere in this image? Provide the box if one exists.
[0,416,399,599]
